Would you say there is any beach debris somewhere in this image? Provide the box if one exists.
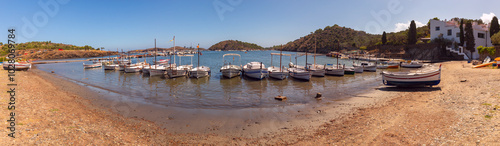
[315,93,322,99]
[460,79,467,82]
[274,95,287,101]
[51,71,55,73]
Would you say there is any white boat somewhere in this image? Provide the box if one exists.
[288,54,312,81]
[326,41,344,76]
[268,66,288,80]
[104,64,120,70]
[189,45,211,78]
[288,67,311,81]
[83,62,102,69]
[325,64,344,76]
[401,61,423,68]
[124,65,143,73]
[382,64,441,87]
[220,53,242,78]
[154,59,169,65]
[307,37,326,77]
[353,66,363,73]
[343,67,355,75]
[353,62,377,72]
[267,52,291,80]
[3,61,32,70]
[243,62,268,80]
[149,65,167,77]
[166,55,193,78]
[124,62,146,73]
[376,63,388,69]
[189,66,211,78]
[307,64,326,77]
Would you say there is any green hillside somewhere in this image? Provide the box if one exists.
[208,40,264,51]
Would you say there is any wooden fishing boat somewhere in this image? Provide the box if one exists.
[220,54,242,78]
[243,62,268,80]
[382,64,441,87]
[401,60,423,68]
[288,67,312,81]
[343,67,355,75]
[268,49,290,80]
[353,62,377,72]
[83,62,102,69]
[3,61,32,70]
[189,44,211,78]
[325,64,344,76]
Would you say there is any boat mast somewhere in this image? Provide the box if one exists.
[197,43,200,68]
[280,45,282,72]
[314,34,316,67]
[337,40,339,69]
[173,36,176,65]
[154,39,157,69]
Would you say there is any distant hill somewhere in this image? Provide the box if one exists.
[1,41,102,56]
[0,41,108,56]
[269,24,429,53]
[208,40,264,51]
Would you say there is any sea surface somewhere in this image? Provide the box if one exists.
[37,50,387,109]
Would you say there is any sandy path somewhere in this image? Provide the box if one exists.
[1,61,499,145]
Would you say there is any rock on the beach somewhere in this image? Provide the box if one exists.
[275,95,287,101]
[315,93,322,99]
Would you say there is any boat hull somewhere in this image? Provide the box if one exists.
[269,71,288,80]
[189,70,210,78]
[243,69,268,80]
[83,64,102,69]
[289,71,311,81]
[104,65,119,70]
[308,69,325,77]
[124,67,142,73]
[149,69,166,76]
[354,66,363,73]
[166,69,188,78]
[221,69,241,78]
[382,68,441,86]
[401,64,423,68]
[362,65,377,72]
[326,68,344,76]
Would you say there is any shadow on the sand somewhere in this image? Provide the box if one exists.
[376,86,442,92]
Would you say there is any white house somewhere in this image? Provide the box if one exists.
[429,19,493,59]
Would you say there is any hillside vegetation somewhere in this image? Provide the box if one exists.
[269,24,429,53]
[208,40,264,51]
[1,41,102,56]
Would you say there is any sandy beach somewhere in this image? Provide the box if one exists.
[1,61,499,145]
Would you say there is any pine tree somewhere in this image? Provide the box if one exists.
[382,31,387,45]
[464,22,476,53]
[407,20,417,45]
[459,19,465,46]
[490,16,499,37]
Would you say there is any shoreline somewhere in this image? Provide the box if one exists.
[31,66,395,138]
[2,61,499,144]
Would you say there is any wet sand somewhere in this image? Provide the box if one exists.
[1,61,499,145]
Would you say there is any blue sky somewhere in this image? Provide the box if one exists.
[0,0,499,51]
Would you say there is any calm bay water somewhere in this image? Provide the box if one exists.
[37,50,384,109]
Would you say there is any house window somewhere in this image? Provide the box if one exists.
[447,29,452,36]
[456,33,460,37]
[478,33,485,38]
[435,27,440,31]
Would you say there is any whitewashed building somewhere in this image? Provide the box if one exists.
[429,19,493,59]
